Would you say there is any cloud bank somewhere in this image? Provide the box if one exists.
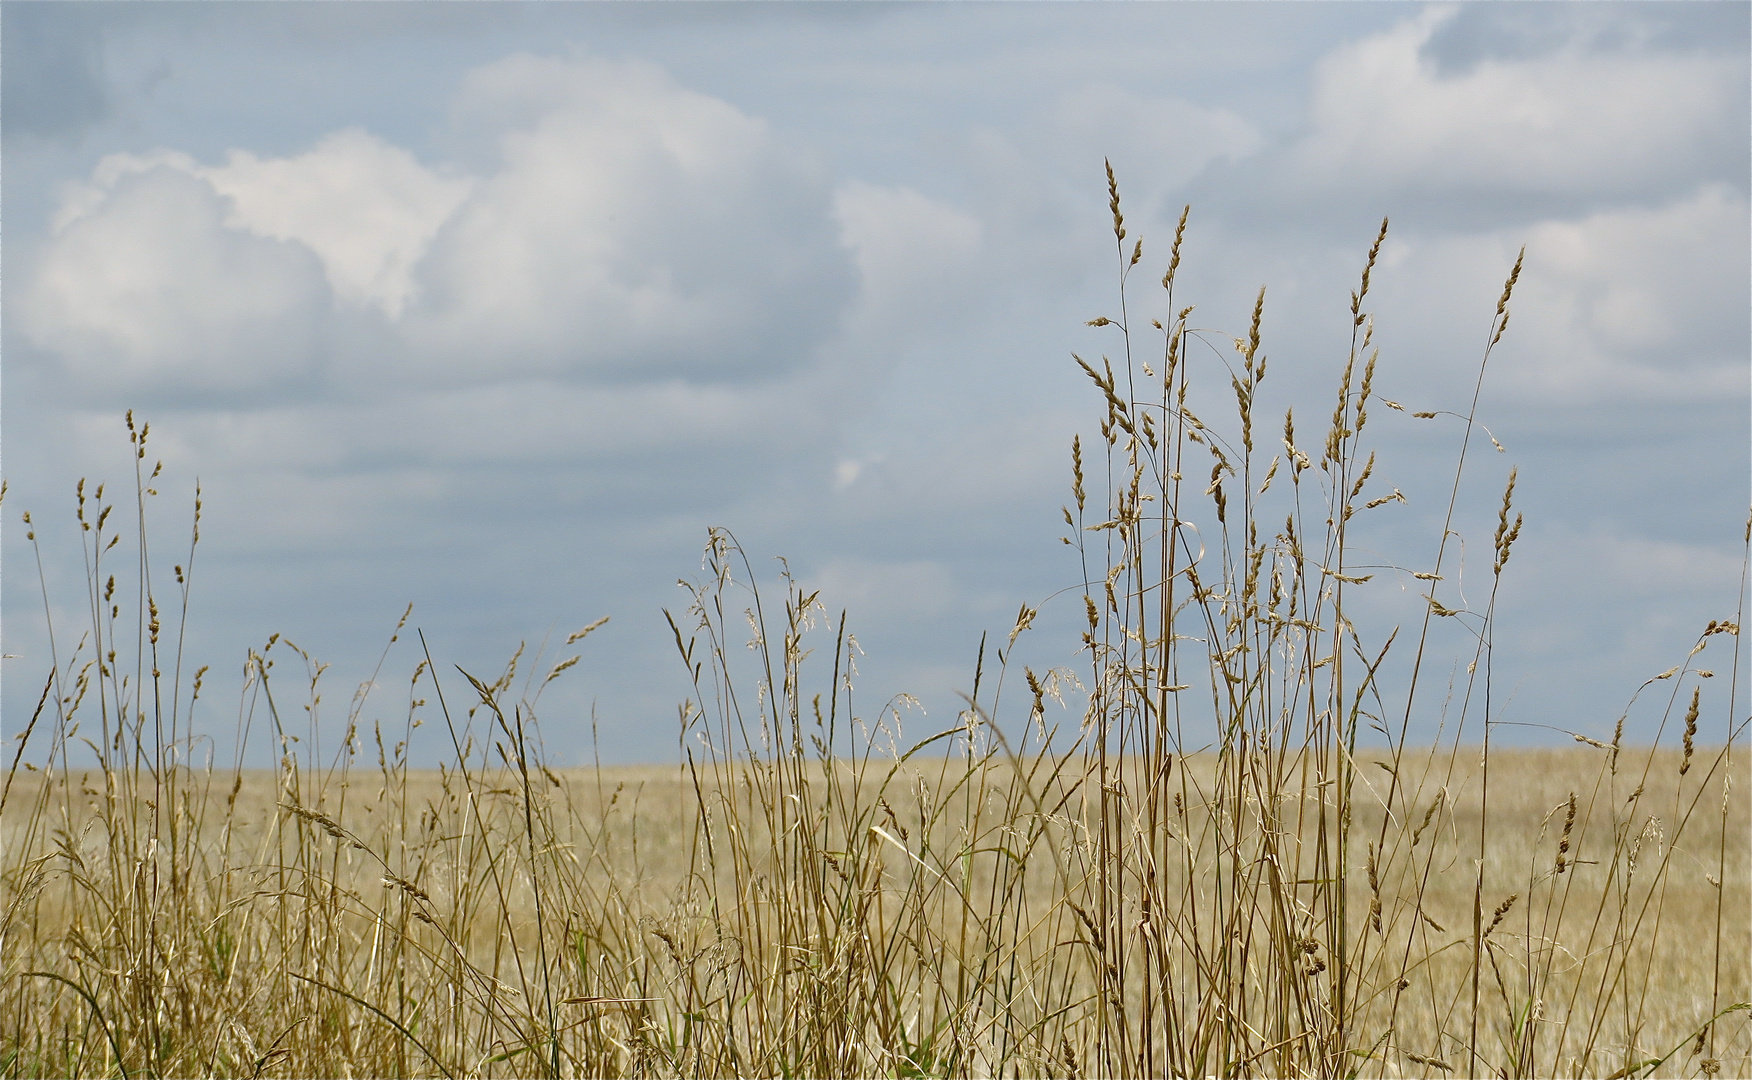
[21,52,865,407]
[5,5,1745,763]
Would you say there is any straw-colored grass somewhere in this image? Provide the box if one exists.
[3,171,1747,1078]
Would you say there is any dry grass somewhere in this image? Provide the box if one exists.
[3,173,1747,1078]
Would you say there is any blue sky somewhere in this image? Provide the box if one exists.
[4,2,1747,765]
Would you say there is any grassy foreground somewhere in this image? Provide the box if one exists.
[3,175,1748,1077]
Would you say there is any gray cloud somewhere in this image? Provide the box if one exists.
[4,4,1744,766]
[2,4,111,141]
[1421,2,1751,76]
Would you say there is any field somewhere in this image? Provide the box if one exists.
[2,744,1746,1079]
[3,182,1747,1078]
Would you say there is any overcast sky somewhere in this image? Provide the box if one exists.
[4,2,1747,766]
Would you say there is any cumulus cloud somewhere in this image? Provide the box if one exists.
[203,129,474,319]
[406,52,855,383]
[22,159,333,397]
[1289,7,1744,202]
[20,51,859,401]
[1374,184,1749,403]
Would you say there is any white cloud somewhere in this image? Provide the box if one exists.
[23,161,332,395]
[406,52,855,383]
[22,53,858,398]
[203,129,473,319]
[1291,7,1742,199]
[38,137,469,322]
[1376,185,1749,403]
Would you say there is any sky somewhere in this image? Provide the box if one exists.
[3,1,1748,767]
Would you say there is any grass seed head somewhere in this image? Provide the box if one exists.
[1163,204,1189,290]
[1555,792,1576,873]
[1485,893,1519,938]
[1680,687,1700,774]
[1105,158,1124,242]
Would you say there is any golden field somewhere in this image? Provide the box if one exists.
[2,744,1746,1078]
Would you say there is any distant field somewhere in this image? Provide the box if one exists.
[12,746,1741,932]
[3,746,1745,1078]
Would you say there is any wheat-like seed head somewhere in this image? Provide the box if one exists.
[1555,792,1577,873]
[1105,159,1124,243]
[1681,687,1700,775]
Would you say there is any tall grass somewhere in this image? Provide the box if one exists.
[2,173,1747,1078]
